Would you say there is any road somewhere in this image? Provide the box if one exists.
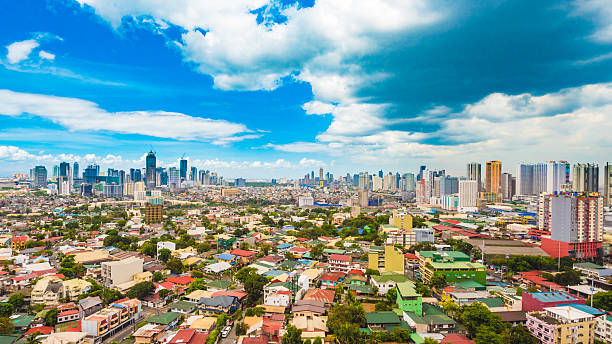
[218,323,236,344]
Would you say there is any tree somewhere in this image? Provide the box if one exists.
[503,324,537,344]
[384,289,397,305]
[45,309,58,326]
[166,258,184,275]
[423,339,439,344]
[126,281,155,299]
[159,289,171,300]
[24,334,42,344]
[553,270,582,286]
[140,242,157,257]
[281,325,303,344]
[187,278,207,292]
[8,294,25,309]
[313,337,322,344]
[515,287,523,296]
[429,275,447,289]
[334,323,364,344]
[365,268,379,276]
[235,322,247,336]
[439,295,461,319]
[587,291,612,311]
[460,303,503,338]
[158,249,172,263]
[0,316,13,335]
[0,303,13,316]
[153,271,164,282]
[310,244,324,259]
[474,326,504,344]
[235,268,269,306]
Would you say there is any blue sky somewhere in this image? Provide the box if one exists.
[1,0,611,178]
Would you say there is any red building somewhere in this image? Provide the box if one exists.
[541,238,602,259]
[521,291,584,312]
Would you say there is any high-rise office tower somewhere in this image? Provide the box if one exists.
[572,163,599,193]
[417,165,426,182]
[73,162,79,180]
[516,164,534,195]
[358,172,370,190]
[52,165,59,180]
[58,162,72,194]
[33,166,47,188]
[145,151,156,189]
[533,163,547,194]
[180,159,187,181]
[190,166,197,181]
[439,176,459,196]
[467,162,482,192]
[547,160,570,193]
[404,173,416,192]
[168,167,179,188]
[83,165,99,185]
[458,180,478,212]
[485,161,502,195]
[605,162,612,206]
[539,192,603,258]
[501,173,515,200]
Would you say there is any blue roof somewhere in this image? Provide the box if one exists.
[567,303,607,315]
[529,291,579,303]
[277,243,293,249]
[282,225,295,230]
[218,253,236,260]
[263,270,286,277]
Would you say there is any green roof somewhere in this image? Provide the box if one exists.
[574,262,605,270]
[168,300,196,311]
[207,280,232,289]
[410,333,424,344]
[403,303,455,326]
[348,285,374,294]
[371,272,410,284]
[12,315,34,328]
[419,251,470,262]
[396,281,419,297]
[323,249,346,255]
[475,297,505,308]
[0,336,19,344]
[147,312,181,325]
[429,261,485,269]
[364,311,401,325]
[453,280,486,290]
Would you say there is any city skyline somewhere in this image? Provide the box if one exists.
[1,1,612,178]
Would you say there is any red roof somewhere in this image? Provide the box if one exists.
[229,249,257,257]
[441,334,474,344]
[444,220,461,225]
[12,236,28,242]
[303,288,335,303]
[243,335,268,344]
[58,310,79,317]
[321,271,346,282]
[348,269,364,275]
[25,326,54,335]
[159,282,176,290]
[165,276,194,286]
[405,253,418,259]
[289,247,310,253]
[329,254,351,262]
[212,290,248,300]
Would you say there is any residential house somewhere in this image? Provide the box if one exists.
[291,315,328,340]
[526,306,596,344]
[370,272,410,295]
[396,281,423,316]
[146,312,182,330]
[198,295,238,313]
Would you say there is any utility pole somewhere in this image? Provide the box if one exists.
[481,239,485,265]
[557,241,561,272]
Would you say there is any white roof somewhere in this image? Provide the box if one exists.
[206,261,232,273]
[545,306,594,321]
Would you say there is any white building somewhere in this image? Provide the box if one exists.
[458,180,478,212]
[101,257,143,287]
[547,161,570,193]
[298,196,314,207]
[157,241,176,252]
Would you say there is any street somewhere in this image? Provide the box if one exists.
[102,306,158,343]
[218,323,236,344]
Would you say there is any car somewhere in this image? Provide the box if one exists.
[221,330,230,338]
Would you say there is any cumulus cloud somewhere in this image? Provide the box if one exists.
[270,82,612,168]
[38,50,55,61]
[6,39,39,64]
[302,100,335,115]
[574,0,612,42]
[0,89,255,143]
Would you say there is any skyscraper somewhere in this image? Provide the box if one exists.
[516,164,534,195]
[168,167,180,188]
[58,162,72,195]
[485,161,502,195]
[547,160,570,193]
[572,163,599,193]
[33,166,47,188]
[180,159,187,181]
[319,168,324,187]
[605,162,612,206]
[190,166,197,181]
[73,162,79,180]
[83,165,99,185]
[467,162,482,192]
[439,176,458,196]
[145,151,156,189]
[501,172,515,200]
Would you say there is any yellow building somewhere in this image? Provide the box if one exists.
[63,278,93,300]
[368,245,404,274]
[133,271,153,283]
[391,213,413,230]
[221,188,239,197]
[485,161,502,195]
[526,306,595,344]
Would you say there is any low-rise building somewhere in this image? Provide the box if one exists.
[526,306,595,344]
[417,251,486,285]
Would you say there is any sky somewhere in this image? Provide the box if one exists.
[1,0,612,178]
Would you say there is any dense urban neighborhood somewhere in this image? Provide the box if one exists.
[0,159,611,344]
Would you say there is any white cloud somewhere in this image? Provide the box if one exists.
[302,100,335,115]
[0,89,255,142]
[6,39,39,64]
[574,0,612,42]
[38,50,55,61]
[77,0,443,146]
[0,146,39,161]
[299,157,325,167]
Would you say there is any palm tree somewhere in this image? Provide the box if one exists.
[25,334,41,344]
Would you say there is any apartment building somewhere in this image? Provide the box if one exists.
[526,306,595,344]
[101,256,143,287]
